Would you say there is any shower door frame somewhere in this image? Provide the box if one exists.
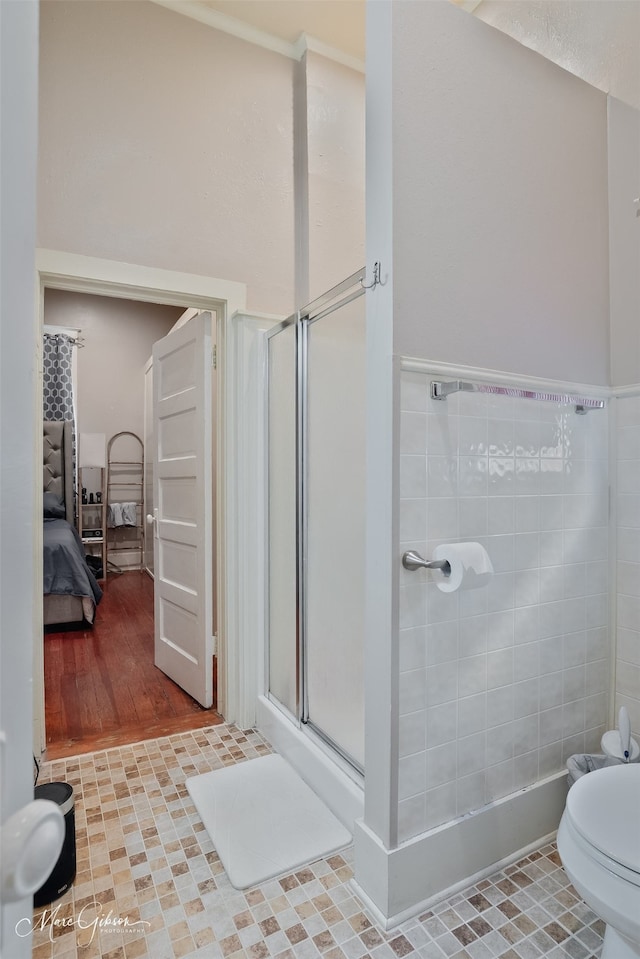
[266,267,366,777]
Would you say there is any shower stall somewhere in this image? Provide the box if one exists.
[257,269,367,827]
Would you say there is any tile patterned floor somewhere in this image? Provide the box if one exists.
[30,724,604,959]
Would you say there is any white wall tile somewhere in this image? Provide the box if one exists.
[488,496,515,534]
[514,751,538,790]
[539,672,563,711]
[513,715,538,756]
[399,583,427,629]
[399,710,427,756]
[396,370,613,839]
[459,692,487,736]
[514,570,540,608]
[513,606,538,644]
[486,686,514,727]
[458,654,487,697]
[539,565,564,603]
[487,610,515,650]
[424,782,457,830]
[486,723,514,766]
[485,759,514,802]
[487,649,513,689]
[457,771,485,816]
[398,752,427,800]
[398,794,427,843]
[458,615,488,658]
[540,495,563,530]
[428,497,458,540]
[459,497,487,538]
[563,631,586,668]
[401,373,430,412]
[619,528,640,565]
[514,643,539,682]
[399,669,427,715]
[514,532,540,570]
[400,410,428,454]
[486,572,515,613]
[400,498,428,544]
[539,706,562,746]
[426,701,458,747]
[515,496,540,532]
[563,665,585,703]
[426,661,458,705]
[399,626,427,672]
[426,620,458,665]
[400,455,427,499]
[457,731,487,775]
[426,743,457,788]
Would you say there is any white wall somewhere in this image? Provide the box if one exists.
[0,1,39,954]
[608,97,640,388]
[38,0,296,316]
[305,51,365,301]
[44,290,181,441]
[38,3,367,319]
[392,1,610,386]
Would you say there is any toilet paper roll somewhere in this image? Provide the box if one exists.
[432,542,493,593]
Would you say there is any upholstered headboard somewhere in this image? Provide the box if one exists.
[43,421,74,524]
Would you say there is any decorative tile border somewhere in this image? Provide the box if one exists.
[30,725,603,958]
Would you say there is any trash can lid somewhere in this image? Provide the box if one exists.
[566,764,640,873]
[35,782,74,816]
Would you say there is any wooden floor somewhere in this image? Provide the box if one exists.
[44,571,222,761]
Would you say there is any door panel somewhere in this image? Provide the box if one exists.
[153,313,213,708]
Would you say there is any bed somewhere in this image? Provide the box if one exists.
[43,421,102,627]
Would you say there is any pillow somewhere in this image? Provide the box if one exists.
[43,491,66,519]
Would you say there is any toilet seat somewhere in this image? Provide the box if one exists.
[565,764,640,881]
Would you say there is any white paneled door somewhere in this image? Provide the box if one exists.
[152,313,213,707]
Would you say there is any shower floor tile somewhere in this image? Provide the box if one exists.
[32,724,605,959]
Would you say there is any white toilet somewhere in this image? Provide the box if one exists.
[557,763,640,959]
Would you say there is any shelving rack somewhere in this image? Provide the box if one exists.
[78,465,106,580]
[106,431,144,572]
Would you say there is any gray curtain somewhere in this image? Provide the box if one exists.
[43,333,76,494]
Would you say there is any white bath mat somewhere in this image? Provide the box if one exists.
[185,754,352,889]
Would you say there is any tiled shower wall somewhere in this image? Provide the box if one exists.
[397,368,610,844]
[616,394,640,737]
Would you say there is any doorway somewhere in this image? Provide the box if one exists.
[42,290,218,756]
[34,249,247,756]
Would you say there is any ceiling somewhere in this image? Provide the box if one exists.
[188,0,640,109]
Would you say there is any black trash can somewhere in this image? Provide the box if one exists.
[33,782,76,906]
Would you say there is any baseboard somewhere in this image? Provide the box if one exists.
[353,771,568,928]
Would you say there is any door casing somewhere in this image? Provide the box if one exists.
[33,249,246,752]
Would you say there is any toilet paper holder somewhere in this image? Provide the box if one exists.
[402,550,451,575]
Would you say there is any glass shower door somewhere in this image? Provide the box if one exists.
[266,272,366,775]
[302,289,366,771]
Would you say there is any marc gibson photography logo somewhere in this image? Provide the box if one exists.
[16,901,152,945]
